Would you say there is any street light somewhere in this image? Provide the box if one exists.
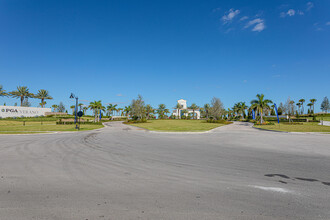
[69,93,78,129]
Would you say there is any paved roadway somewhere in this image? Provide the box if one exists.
[0,122,329,220]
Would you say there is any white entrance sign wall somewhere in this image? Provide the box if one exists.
[0,106,51,118]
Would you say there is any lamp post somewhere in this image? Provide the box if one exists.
[70,93,78,129]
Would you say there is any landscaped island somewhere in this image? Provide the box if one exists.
[254,122,330,133]
[127,120,230,132]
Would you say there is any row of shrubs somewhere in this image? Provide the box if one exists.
[56,121,103,125]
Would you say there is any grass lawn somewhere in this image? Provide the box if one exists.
[254,122,330,133]
[0,120,104,134]
[128,120,227,132]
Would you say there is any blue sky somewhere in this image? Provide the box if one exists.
[0,0,329,113]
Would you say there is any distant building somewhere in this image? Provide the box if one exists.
[172,99,200,119]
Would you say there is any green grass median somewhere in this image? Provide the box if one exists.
[0,120,104,134]
[254,122,330,133]
[127,120,227,132]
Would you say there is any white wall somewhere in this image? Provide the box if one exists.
[0,106,51,118]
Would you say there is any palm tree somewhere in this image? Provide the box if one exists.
[299,99,305,114]
[124,106,131,119]
[296,102,302,116]
[182,109,188,119]
[145,104,154,119]
[70,105,76,115]
[89,100,105,122]
[238,102,247,119]
[157,104,167,119]
[51,104,58,112]
[107,104,118,116]
[203,104,210,119]
[175,103,182,119]
[189,103,199,119]
[310,99,317,115]
[307,103,313,114]
[78,103,84,111]
[250,94,273,123]
[82,106,88,115]
[0,85,8,98]
[117,108,123,117]
[9,86,34,106]
[34,89,53,108]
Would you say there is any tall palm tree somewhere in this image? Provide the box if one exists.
[34,89,53,108]
[307,103,313,114]
[299,99,305,114]
[296,102,302,116]
[117,107,123,117]
[238,102,248,119]
[78,103,84,111]
[70,105,76,115]
[51,104,58,112]
[89,100,105,122]
[107,104,118,116]
[124,106,131,119]
[310,99,317,114]
[175,103,182,119]
[204,103,210,119]
[189,103,199,119]
[250,94,273,123]
[145,104,154,119]
[82,106,88,115]
[0,85,8,97]
[157,104,167,119]
[9,86,34,106]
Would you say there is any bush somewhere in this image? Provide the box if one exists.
[125,118,147,124]
[56,121,103,125]
[254,121,274,125]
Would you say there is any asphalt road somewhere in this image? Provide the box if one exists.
[0,122,329,220]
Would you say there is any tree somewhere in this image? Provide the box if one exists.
[70,105,76,115]
[189,103,199,119]
[278,102,284,115]
[175,103,182,119]
[124,106,131,119]
[0,85,8,98]
[52,104,58,112]
[209,97,225,120]
[130,95,146,120]
[296,102,302,116]
[321,97,330,113]
[34,89,53,108]
[307,103,313,114]
[89,100,105,122]
[22,98,31,107]
[9,86,34,106]
[203,104,210,119]
[299,99,305,114]
[145,104,154,119]
[107,104,118,116]
[250,94,273,123]
[83,106,88,115]
[58,102,66,113]
[157,104,168,119]
[310,99,317,115]
[284,98,295,121]
[78,103,84,111]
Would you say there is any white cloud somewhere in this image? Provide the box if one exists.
[116,93,124,97]
[244,18,266,32]
[240,16,249,21]
[306,2,314,11]
[253,22,266,32]
[326,22,330,26]
[287,9,296,16]
[297,10,304,15]
[222,8,240,24]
